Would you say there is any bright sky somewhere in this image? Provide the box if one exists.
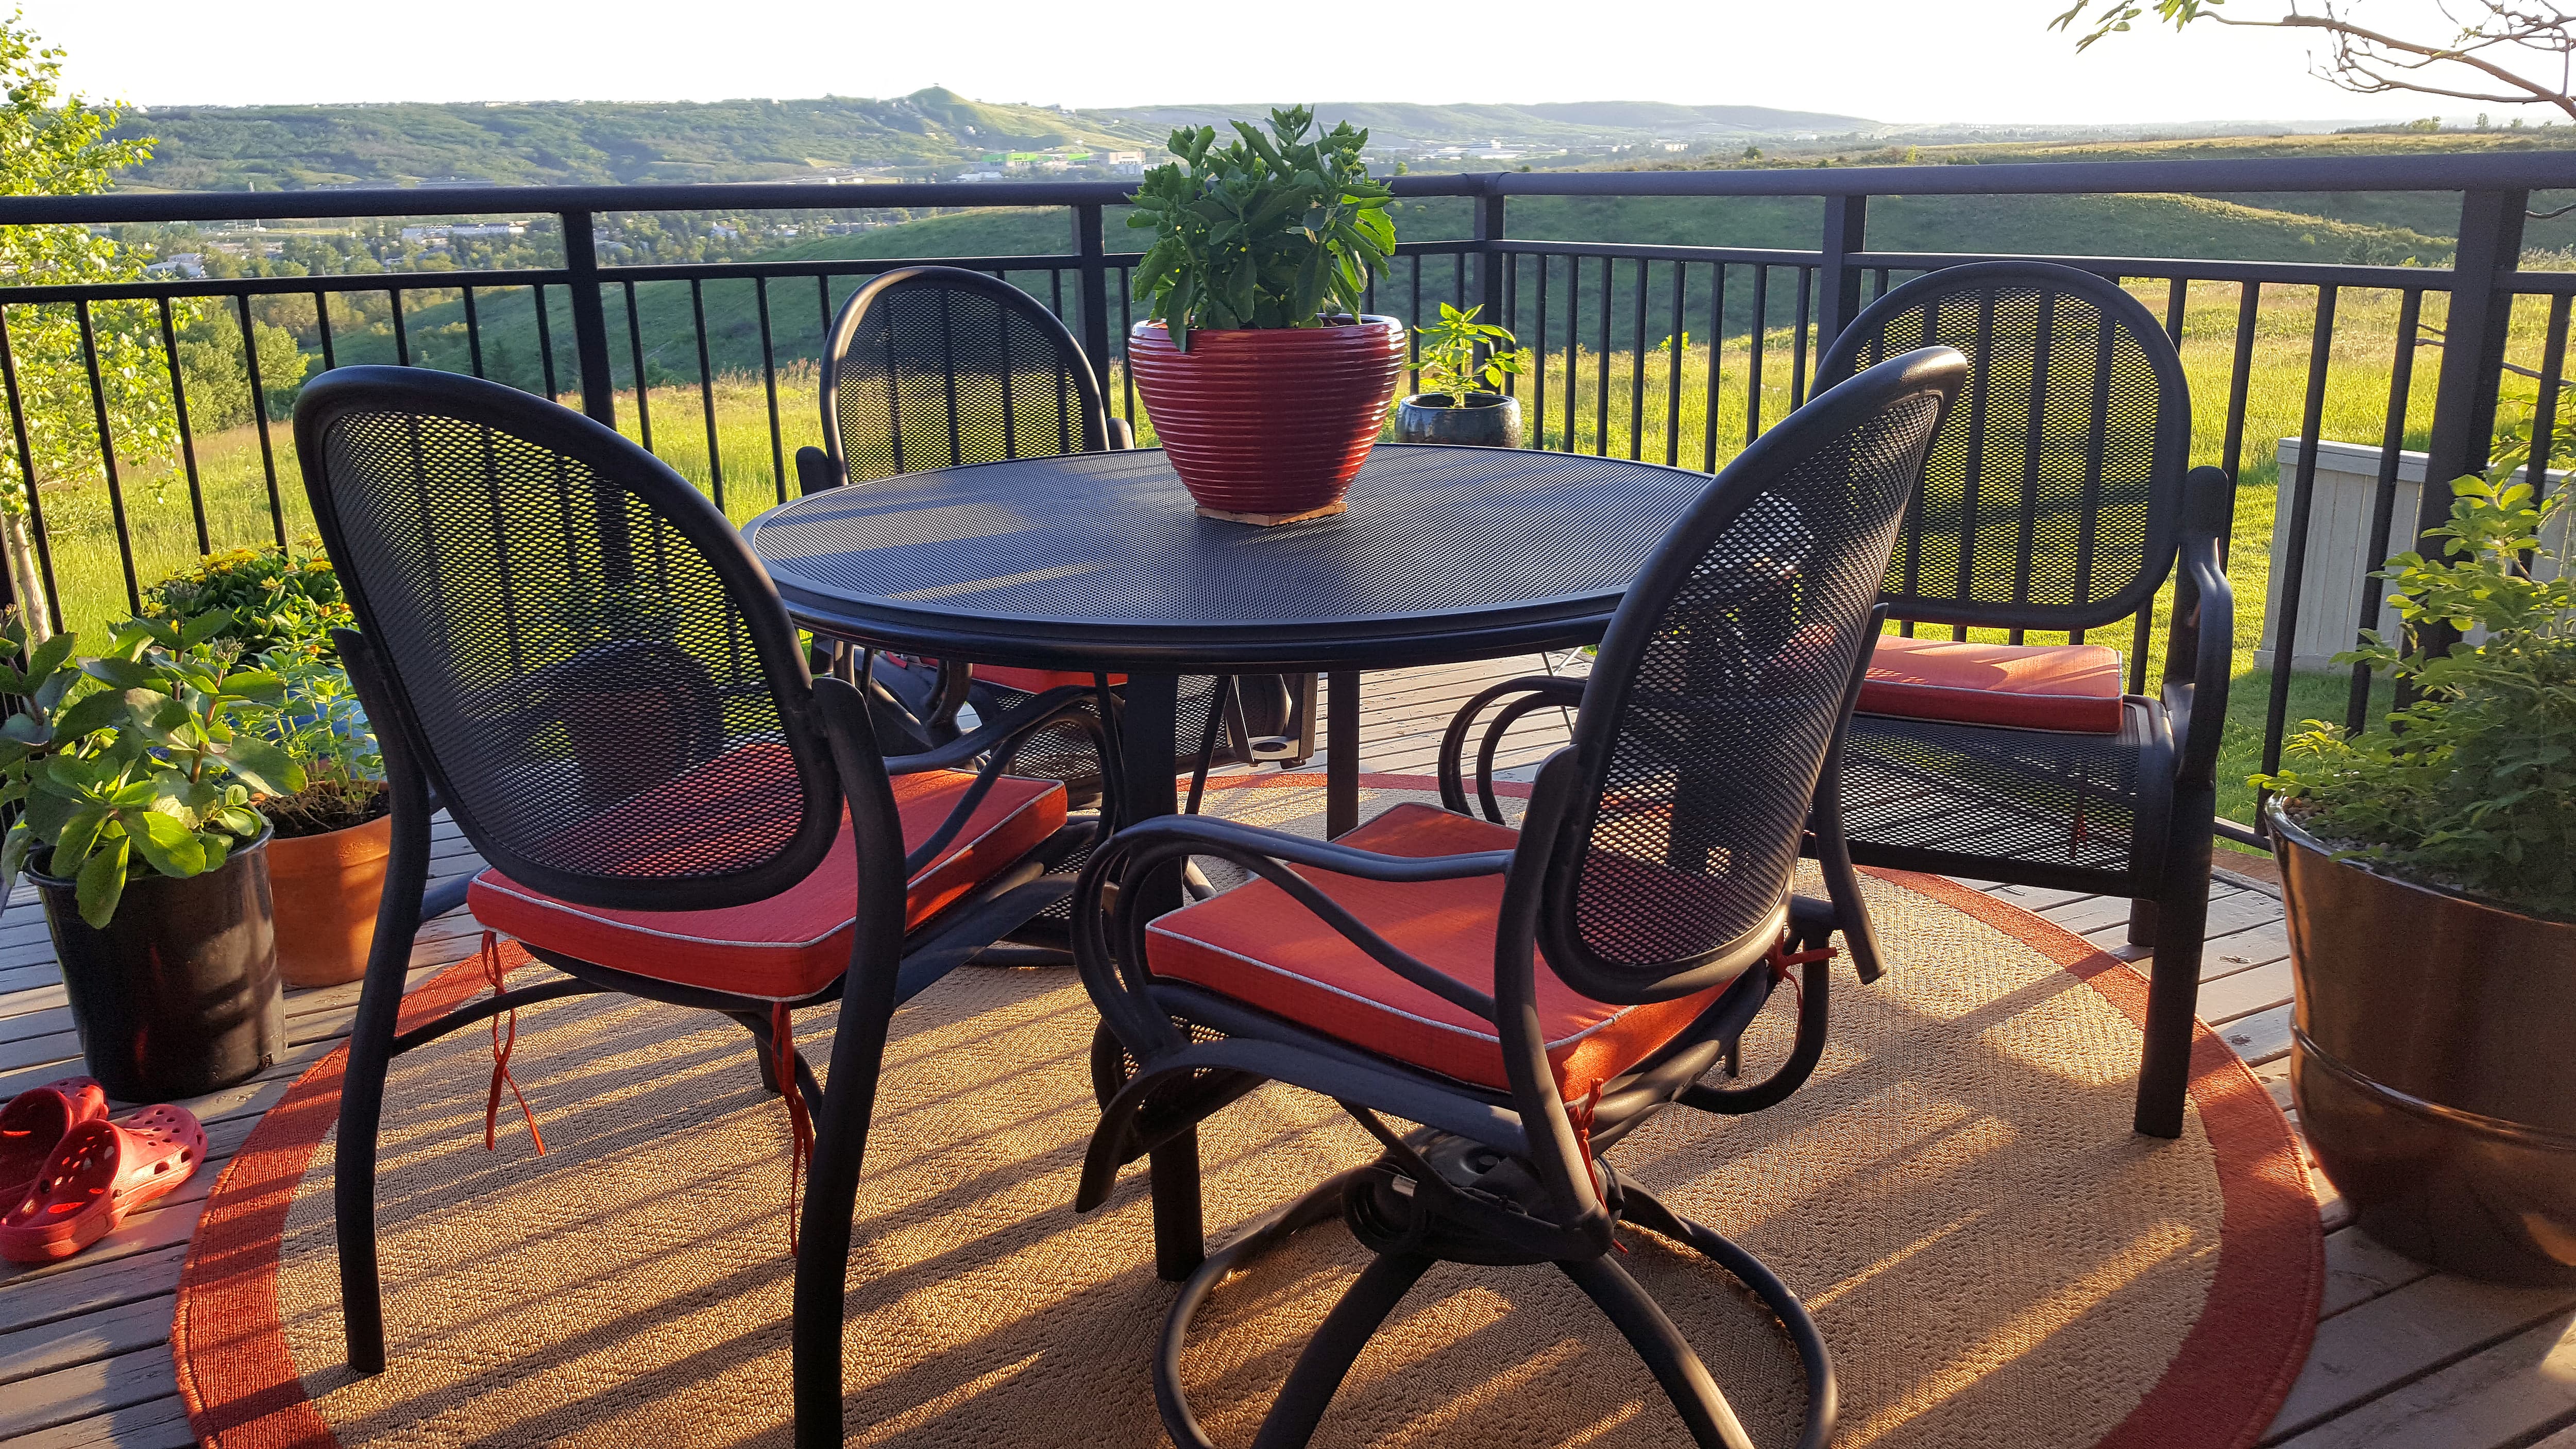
[42,0,2555,126]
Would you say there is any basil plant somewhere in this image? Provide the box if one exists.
[1128,106,1396,351]
[0,610,306,927]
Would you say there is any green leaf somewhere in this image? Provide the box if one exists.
[214,735,304,797]
[219,669,285,704]
[128,808,206,879]
[74,830,128,929]
[24,630,73,683]
[54,804,109,876]
[178,609,236,649]
[49,687,130,742]
[81,655,159,691]
[0,712,46,746]
[215,805,263,836]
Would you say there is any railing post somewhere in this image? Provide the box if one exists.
[2413,188,2528,669]
[1075,203,1112,398]
[1818,193,1869,351]
[559,210,618,428]
[1475,180,1506,323]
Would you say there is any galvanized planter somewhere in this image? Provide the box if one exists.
[2269,802,2576,1285]
[1395,392,1524,448]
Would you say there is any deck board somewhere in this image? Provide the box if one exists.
[0,653,2560,1448]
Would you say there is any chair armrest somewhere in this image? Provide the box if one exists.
[883,683,1107,874]
[2166,466,2236,790]
[881,683,1099,776]
[1114,811,1515,885]
[1106,417,1134,451]
[793,445,840,497]
[1436,675,1587,821]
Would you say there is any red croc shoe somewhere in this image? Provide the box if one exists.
[0,1076,108,1211]
[0,1104,206,1264]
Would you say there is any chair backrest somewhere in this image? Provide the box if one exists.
[1814,261,2190,633]
[1539,346,1967,1003]
[294,366,842,913]
[819,266,1111,483]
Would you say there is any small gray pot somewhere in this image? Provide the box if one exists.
[1395,392,1523,448]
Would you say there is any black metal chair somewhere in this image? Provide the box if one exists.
[293,368,1097,1413]
[796,265,1316,797]
[1807,260,2234,1139]
[1067,347,1967,1449]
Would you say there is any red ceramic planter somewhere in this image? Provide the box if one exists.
[1127,316,1407,522]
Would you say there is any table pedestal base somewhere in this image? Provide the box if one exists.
[1194,500,1349,527]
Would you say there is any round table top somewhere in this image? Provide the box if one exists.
[743,444,1715,672]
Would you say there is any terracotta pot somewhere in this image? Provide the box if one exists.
[267,811,395,987]
[1127,316,1406,523]
[2269,802,2576,1285]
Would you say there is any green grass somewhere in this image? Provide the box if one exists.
[46,269,2556,854]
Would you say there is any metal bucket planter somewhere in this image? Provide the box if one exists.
[1127,317,1406,525]
[31,825,284,1101]
[2269,802,2576,1284]
[1395,391,1524,448]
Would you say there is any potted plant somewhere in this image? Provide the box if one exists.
[0,611,301,1100]
[1395,302,1529,448]
[141,541,351,657]
[2256,472,2576,1285]
[233,644,389,987]
[1125,107,1405,525]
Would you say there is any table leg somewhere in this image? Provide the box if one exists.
[1327,669,1361,839]
[1114,673,1205,1280]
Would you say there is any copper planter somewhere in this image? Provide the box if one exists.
[1127,317,1406,524]
[267,811,394,987]
[2270,803,2576,1284]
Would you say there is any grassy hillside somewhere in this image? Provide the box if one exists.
[1093,100,1871,145]
[1844,129,2576,250]
[359,185,2452,394]
[113,88,1155,190]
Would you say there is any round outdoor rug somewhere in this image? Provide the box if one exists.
[173,774,2320,1449]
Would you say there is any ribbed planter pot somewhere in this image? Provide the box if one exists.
[2268,802,2576,1285]
[1128,317,1406,524]
[1395,392,1524,448]
[268,811,394,988]
[31,826,283,1101]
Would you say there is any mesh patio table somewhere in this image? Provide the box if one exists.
[743,442,1715,845]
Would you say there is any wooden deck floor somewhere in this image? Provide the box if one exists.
[4,654,2572,1447]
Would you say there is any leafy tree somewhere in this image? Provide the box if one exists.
[2053,2,2576,121]
[0,14,163,640]
[174,313,309,431]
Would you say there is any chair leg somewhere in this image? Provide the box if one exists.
[2134,802,2215,1139]
[792,977,901,1449]
[2126,896,2159,948]
[1619,1185,1836,1449]
[1151,1133,1206,1281]
[333,947,403,1376]
[1560,1254,1759,1449]
[1247,1250,1437,1449]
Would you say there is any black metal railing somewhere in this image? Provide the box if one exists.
[12,152,2576,840]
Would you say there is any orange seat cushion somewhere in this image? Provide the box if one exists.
[973,666,1126,695]
[1858,635,2126,734]
[1145,803,1731,1100]
[469,769,1066,1002]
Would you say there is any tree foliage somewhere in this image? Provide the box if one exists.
[0,14,166,521]
[2053,1,2576,121]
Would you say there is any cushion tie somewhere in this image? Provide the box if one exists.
[772,1001,815,1254]
[479,932,546,1155]
[1766,937,1840,1015]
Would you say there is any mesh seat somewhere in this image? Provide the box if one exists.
[1813,261,2236,1138]
[293,367,1090,1442]
[1067,348,1968,1449]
